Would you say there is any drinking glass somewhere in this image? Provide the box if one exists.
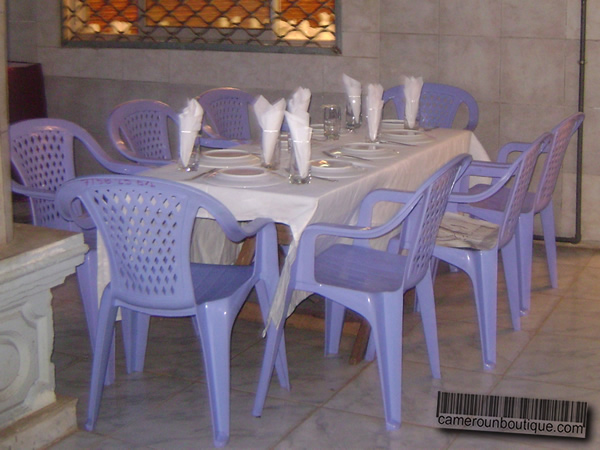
[289,139,311,184]
[261,129,281,169]
[346,95,362,130]
[322,104,341,140]
[178,131,201,171]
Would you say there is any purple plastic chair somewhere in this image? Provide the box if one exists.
[196,88,255,148]
[432,132,553,370]
[56,175,289,448]
[459,113,584,315]
[383,82,479,131]
[253,154,472,431]
[10,118,146,385]
[107,99,179,166]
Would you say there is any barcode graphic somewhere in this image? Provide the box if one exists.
[436,391,587,438]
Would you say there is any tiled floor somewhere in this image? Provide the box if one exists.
[48,243,600,449]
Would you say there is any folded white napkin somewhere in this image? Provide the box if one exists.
[404,76,423,129]
[253,95,286,164]
[366,83,384,141]
[287,87,312,115]
[284,110,312,178]
[178,98,204,166]
[343,74,362,119]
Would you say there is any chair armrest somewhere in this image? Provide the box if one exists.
[496,141,531,163]
[11,181,55,201]
[356,189,413,227]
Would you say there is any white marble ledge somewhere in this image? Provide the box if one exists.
[0,223,88,292]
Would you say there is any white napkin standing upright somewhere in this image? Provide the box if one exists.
[178,98,204,166]
[253,96,286,165]
[404,76,424,129]
[343,74,362,119]
[366,83,384,141]
[284,110,312,178]
[287,87,312,115]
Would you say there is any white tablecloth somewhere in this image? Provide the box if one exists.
[137,128,489,327]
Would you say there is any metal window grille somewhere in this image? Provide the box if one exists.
[62,1,340,54]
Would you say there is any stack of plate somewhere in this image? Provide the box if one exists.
[198,149,261,167]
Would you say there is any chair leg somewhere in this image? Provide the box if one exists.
[517,212,534,315]
[539,203,558,289]
[470,250,498,371]
[85,294,119,431]
[194,301,237,448]
[501,236,522,331]
[254,278,289,390]
[324,299,345,355]
[414,271,441,379]
[76,250,115,386]
[371,296,404,430]
[120,309,151,374]
[253,283,294,418]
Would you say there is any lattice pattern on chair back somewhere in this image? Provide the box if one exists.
[498,133,552,248]
[403,154,471,288]
[108,100,177,162]
[534,113,584,214]
[197,88,255,140]
[122,110,172,160]
[11,122,76,229]
[383,82,479,131]
[84,177,203,310]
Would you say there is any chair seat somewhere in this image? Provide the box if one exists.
[191,263,254,302]
[436,212,499,251]
[315,244,406,293]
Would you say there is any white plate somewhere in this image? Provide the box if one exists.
[341,142,397,158]
[202,149,252,160]
[310,159,366,178]
[202,167,283,188]
[218,166,269,180]
[197,150,260,168]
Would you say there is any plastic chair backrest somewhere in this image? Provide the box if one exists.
[107,99,178,163]
[196,88,255,140]
[496,133,552,248]
[400,154,472,287]
[534,112,584,214]
[56,175,244,312]
[383,82,479,131]
[10,119,95,231]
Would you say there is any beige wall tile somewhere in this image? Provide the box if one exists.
[379,34,438,88]
[440,0,501,37]
[582,174,600,240]
[121,49,171,83]
[438,36,500,103]
[502,0,567,39]
[501,38,566,105]
[343,0,380,33]
[584,0,600,40]
[580,108,600,176]
[381,0,438,34]
[583,41,600,107]
[558,172,576,236]
[499,104,572,144]
[342,32,379,58]
[567,0,583,40]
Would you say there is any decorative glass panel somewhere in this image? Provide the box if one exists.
[62,0,339,53]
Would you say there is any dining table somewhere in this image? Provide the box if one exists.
[125,124,490,330]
